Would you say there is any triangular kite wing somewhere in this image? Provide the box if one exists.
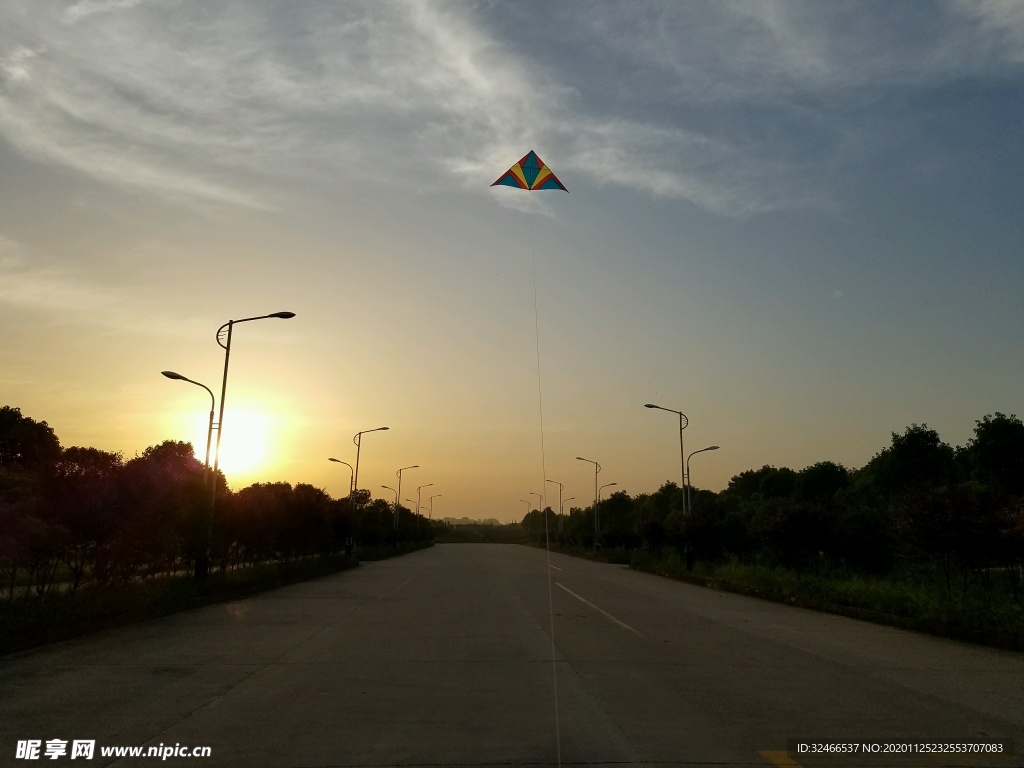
[492,150,568,192]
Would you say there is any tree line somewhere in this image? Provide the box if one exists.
[522,415,1024,602]
[0,405,432,599]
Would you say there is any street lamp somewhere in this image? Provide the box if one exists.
[529,490,543,513]
[576,456,601,544]
[417,483,434,516]
[427,494,442,520]
[560,497,575,515]
[161,371,215,471]
[597,482,618,537]
[395,465,418,530]
[520,499,532,516]
[212,311,296,488]
[328,458,354,495]
[186,310,294,581]
[381,485,398,505]
[353,427,389,492]
[545,479,563,533]
[644,403,689,516]
[162,370,216,581]
[686,445,720,511]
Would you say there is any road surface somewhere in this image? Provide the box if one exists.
[2,544,1022,767]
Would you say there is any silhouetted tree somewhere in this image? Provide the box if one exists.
[798,461,850,501]
[962,413,1024,500]
[0,406,61,470]
[106,441,204,582]
[47,446,124,589]
[863,424,956,497]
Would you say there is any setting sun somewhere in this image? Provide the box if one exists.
[213,409,273,480]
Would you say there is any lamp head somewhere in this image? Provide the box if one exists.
[161,371,187,381]
[269,311,296,319]
[328,458,341,463]
[708,446,720,451]
[644,403,658,409]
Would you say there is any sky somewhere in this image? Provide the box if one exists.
[2,0,1022,522]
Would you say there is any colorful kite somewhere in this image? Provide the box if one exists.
[491,150,568,192]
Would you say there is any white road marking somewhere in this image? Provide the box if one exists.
[549,564,562,571]
[556,583,644,637]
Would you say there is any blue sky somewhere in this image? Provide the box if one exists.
[1,0,1022,520]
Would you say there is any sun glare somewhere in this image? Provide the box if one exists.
[180,408,274,482]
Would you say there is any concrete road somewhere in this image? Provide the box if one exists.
[2,544,1022,767]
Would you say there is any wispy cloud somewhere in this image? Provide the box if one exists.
[0,233,208,337]
[62,0,151,24]
[0,234,121,316]
[0,1,1016,216]
[950,0,1024,62]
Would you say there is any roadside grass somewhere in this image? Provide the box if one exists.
[0,541,432,656]
[629,551,1024,651]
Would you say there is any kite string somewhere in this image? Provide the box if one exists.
[532,215,561,768]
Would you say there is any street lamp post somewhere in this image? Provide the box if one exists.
[394,465,418,532]
[188,310,295,581]
[353,427,389,492]
[328,458,354,495]
[686,446,720,511]
[161,371,215,473]
[576,456,601,545]
[417,483,434,516]
[529,490,543,513]
[599,482,618,502]
[520,500,532,517]
[545,479,563,533]
[597,482,618,538]
[161,371,216,581]
[560,496,576,535]
[212,312,295,489]
[381,485,398,531]
[644,404,689,516]
[427,494,442,520]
